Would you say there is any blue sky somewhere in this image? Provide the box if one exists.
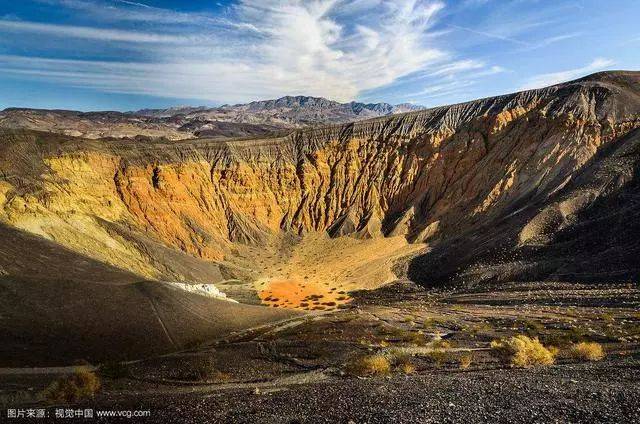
[0,0,638,111]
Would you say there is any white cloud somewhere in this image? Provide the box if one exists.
[390,62,506,103]
[227,0,447,101]
[448,23,529,46]
[427,59,486,77]
[535,32,581,48]
[0,19,189,43]
[408,80,474,96]
[0,0,459,103]
[521,58,615,90]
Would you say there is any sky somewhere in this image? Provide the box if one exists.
[0,0,638,111]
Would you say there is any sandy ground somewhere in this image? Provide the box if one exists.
[220,233,425,309]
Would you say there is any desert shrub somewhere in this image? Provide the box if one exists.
[401,331,427,346]
[425,349,449,368]
[459,352,473,370]
[547,346,560,358]
[490,335,555,368]
[99,361,130,379]
[431,339,453,350]
[389,353,416,374]
[398,361,416,374]
[569,342,605,361]
[42,367,101,404]
[346,354,391,376]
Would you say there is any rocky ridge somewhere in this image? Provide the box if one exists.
[0,96,423,141]
[135,95,424,127]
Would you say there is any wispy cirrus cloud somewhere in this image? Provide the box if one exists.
[0,19,190,43]
[426,59,486,77]
[0,0,463,103]
[447,23,530,46]
[534,32,582,49]
[445,0,585,51]
[520,58,615,90]
[395,62,505,102]
[0,0,628,109]
[34,0,249,29]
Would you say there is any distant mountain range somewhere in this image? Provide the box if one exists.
[134,96,424,127]
[0,96,424,141]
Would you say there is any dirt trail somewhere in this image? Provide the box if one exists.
[120,369,330,397]
[0,366,97,375]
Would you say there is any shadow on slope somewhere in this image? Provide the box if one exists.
[0,223,295,367]
[407,128,640,288]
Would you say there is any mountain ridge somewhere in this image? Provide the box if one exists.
[133,95,424,126]
[0,95,424,140]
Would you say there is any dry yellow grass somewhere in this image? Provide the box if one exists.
[431,339,453,350]
[42,367,101,404]
[399,362,416,374]
[569,342,605,361]
[347,354,391,376]
[491,335,555,368]
[402,331,427,346]
[459,352,473,370]
[392,353,416,374]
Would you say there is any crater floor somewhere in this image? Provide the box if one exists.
[219,232,425,310]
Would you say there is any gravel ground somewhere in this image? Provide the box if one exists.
[94,357,640,423]
[5,282,638,423]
